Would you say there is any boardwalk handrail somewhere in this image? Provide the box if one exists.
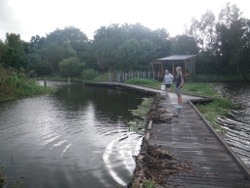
[108,71,162,82]
[189,99,250,179]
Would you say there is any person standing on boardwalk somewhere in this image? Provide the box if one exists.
[163,69,174,95]
[175,66,184,109]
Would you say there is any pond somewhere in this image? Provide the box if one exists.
[0,81,147,188]
[214,83,250,168]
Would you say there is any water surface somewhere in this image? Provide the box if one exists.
[0,81,146,188]
[214,84,250,168]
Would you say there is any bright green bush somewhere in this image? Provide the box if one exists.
[59,57,86,77]
[81,69,99,80]
[125,78,160,88]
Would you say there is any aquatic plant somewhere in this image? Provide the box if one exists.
[128,97,154,134]
[0,165,24,188]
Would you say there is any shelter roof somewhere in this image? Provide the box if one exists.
[158,55,196,61]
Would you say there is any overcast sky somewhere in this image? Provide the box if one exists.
[0,0,250,42]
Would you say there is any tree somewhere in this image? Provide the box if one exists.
[152,28,171,58]
[30,35,46,50]
[189,10,216,53]
[25,53,53,76]
[61,41,77,58]
[59,57,86,77]
[3,33,27,69]
[42,42,64,72]
[215,3,247,73]
[46,26,88,53]
[35,60,53,76]
[170,35,198,55]
[5,33,24,52]
[115,39,157,71]
[92,23,171,71]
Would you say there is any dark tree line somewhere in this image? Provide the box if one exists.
[189,3,250,75]
[0,3,249,78]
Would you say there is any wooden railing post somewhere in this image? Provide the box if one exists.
[44,76,47,87]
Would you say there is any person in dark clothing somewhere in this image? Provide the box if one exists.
[175,66,184,109]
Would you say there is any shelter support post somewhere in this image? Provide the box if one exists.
[151,63,154,72]
[172,61,175,76]
[194,58,196,76]
[161,62,163,77]
[184,60,186,79]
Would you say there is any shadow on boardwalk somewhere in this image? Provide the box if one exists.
[85,82,250,187]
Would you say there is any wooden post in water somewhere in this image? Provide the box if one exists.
[44,76,47,87]
[68,77,71,86]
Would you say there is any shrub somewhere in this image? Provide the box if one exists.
[81,69,99,80]
[59,57,86,77]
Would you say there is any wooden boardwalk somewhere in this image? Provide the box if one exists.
[85,82,250,187]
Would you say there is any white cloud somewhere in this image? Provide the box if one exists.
[0,0,249,42]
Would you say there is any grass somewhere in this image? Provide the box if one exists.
[125,78,162,89]
[0,78,55,102]
[128,97,154,134]
[190,73,250,82]
[125,78,239,135]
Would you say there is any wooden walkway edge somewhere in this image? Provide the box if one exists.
[85,82,250,187]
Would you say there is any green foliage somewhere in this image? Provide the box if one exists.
[129,97,154,120]
[81,69,99,80]
[0,65,55,101]
[0,33,26,69]
[170,35,198,55]
[92,23,171,71]
[46,26,88,53]
[0,165,24,188]
[128,97,153,134]
[125,78,161,88]
[182,82,217,97]
[115,39,157,71]
[90,73,109,82]
[35,60,53,76]
[1,2,250,78]
[43,42,64,71]
[141,180,157,188]
[189,3,250,75]
[59,57,86,77]
[61,41,77,58]
[189,74,250,82]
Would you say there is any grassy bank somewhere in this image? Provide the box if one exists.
[187,73,250,83]
[0,78,55,102]
[0,67,55,102]
[125,78,238,134]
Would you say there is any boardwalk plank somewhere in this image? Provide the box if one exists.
[85,82,250,188]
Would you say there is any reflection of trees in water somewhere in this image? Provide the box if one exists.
[54,83,145,122]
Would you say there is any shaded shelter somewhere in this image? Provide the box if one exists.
[150,55,197,78]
